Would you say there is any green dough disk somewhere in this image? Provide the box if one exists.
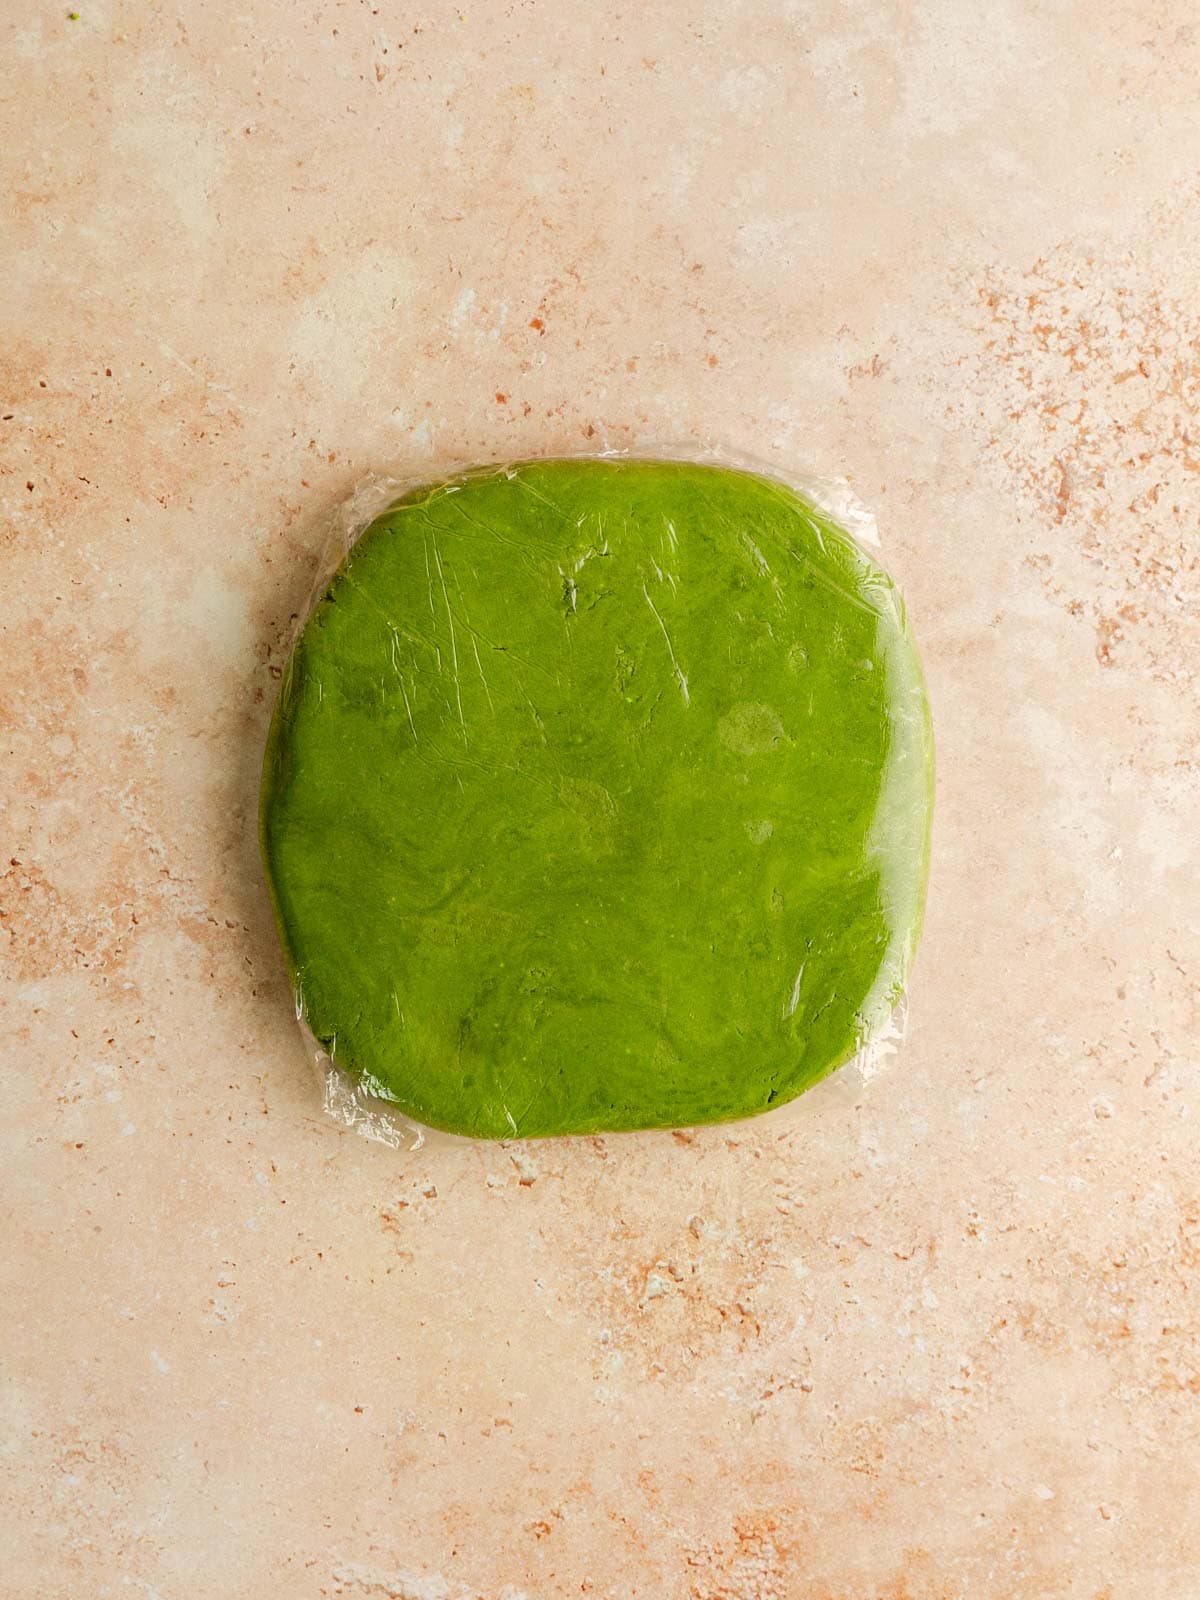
[260,458,933,1138]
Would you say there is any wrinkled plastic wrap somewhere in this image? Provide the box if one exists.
[260,447,933,1148]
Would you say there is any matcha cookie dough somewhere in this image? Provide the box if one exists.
[260,458,933,1138]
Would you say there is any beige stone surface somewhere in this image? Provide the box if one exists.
[4,2,1199,1595]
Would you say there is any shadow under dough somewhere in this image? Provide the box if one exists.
[220,486,355,1104]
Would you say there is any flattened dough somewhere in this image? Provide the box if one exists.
[260,458,933,1137]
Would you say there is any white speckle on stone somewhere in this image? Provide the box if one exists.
[509,1149,538,1185]
[450,286,476,330]
[718,64,770,116]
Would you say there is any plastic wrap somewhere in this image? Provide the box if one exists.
[260,447,933,1148]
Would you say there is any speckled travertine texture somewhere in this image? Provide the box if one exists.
[3,3,1198,1597]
